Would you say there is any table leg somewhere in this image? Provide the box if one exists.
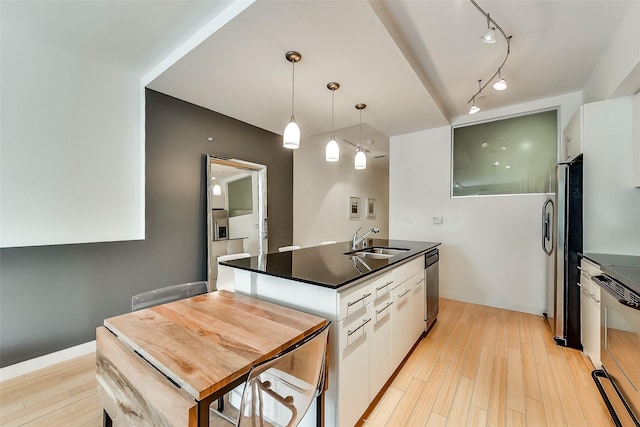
[103,409,113,427]
[316,391,325,427]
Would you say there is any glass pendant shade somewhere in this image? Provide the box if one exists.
[354,150,367,169]
[283,118,300,149]
[481,28,496,43]
[212,183,222,196]
[469,104,480,114]
[493,78,507,91]
[326,138,339,162]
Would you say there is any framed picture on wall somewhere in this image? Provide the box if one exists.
[349,196,360,218]
[366,198,376,219]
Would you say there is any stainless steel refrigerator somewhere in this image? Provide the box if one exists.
[542,154,583,349]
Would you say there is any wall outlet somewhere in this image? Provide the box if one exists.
[433,216,443,225]
[401,216,413,223]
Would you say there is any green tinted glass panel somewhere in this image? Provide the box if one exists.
[452,109,557,196]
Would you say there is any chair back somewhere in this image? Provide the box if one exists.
[216,253,251,292]
[131,281,208,311]
[236,322,330,427]
[278,245,301,252]
[320,241,336,245]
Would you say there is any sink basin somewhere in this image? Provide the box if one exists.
[345,247,410,259]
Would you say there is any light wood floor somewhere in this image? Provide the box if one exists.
[0,299,613,427]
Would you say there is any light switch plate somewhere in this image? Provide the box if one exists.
[432,217,443,225]
[401,216,413,223]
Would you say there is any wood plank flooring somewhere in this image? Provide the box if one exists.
[0,299,613,426]
[362,299,613,426]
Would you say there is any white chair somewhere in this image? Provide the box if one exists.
[131,281,208,311]
[278,245,301,252]
[320,241,336,245]
[216,253,251,292]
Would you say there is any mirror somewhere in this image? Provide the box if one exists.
[206,155,267,289]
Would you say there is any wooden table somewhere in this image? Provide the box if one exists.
[96,290,328,427]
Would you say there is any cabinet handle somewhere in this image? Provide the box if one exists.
[347,318,372,336]
[376,301,394,315]
[415,278,425,285]
[386,280,394,286]
[347,293,372,307]
[376,284,388,291]
[589,293,600,303]
[398,289,411,299]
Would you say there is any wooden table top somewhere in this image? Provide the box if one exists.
[104,290,327,401]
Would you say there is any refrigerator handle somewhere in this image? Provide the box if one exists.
[542,199,553,255]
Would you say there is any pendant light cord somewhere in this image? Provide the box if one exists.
[331,89,335,132]
[291,60,296,119]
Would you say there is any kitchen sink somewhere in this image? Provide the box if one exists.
[345,247,410,259]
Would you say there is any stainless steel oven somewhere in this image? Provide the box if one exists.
[593,273,640,426]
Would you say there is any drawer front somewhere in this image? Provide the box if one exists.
[372,272,394,300]
[340,304,372,348]
[393,257,424,287]
[581,258,601,277]
[338,280,374,321]
[374,293,393,323]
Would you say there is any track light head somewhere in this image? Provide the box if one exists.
[481,27,496,43]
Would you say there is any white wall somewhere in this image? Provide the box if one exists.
[1,22,143,247]
[583,1,640,102]
[583,96,640,255]
[293,135,389,247]
[390,92,582,315]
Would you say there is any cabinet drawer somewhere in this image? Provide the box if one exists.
[338,280,374,321]
[340,304,372,348]
[393,257,423,287]
[374,293,393,323]
[372,272,394,300]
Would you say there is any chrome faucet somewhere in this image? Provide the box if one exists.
[352,227,380,250]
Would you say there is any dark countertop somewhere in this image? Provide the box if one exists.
[220,239,441,290]
[582,252,640,295]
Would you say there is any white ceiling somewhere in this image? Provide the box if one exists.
[4,0,636,148]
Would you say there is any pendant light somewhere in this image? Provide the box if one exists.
[325,82,340,162]
[283,51,302,149]
[468,80,482,115]
[213,181,222,196]
[493,68,507,90]
[354,103,367,170]
[481,14,496,44]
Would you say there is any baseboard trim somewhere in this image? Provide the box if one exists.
[0,341,96,382]
[440,292,545,316]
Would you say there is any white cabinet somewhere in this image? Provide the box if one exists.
[580,258,601,368]
[390,259,424,369]
[338,303,372,427]
[564,106,583,161]
[369,291,393,401]
[410,271,426,341]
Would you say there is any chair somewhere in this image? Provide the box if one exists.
[131,281,208,311]
[278,245,301,252]
[211,322,330,427]
[320,241,336,245]
[216,253,251,292]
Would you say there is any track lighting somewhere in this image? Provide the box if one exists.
[466,0,513,114]
[325,82,340,162]
[283,51,301,149]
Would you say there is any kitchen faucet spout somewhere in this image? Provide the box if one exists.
[352,227,380,250]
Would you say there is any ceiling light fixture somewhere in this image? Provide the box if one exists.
[493,68,507,91]
[213,181,222,196]
[469,80,482,114]
[480,14,497,44]
[283,51,301,149]
[467,0,513,114]
[325,82,340,162]
[354,103,367,170]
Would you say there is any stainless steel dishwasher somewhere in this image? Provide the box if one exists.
[425,249,439,332]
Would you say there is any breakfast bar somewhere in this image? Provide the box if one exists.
[96,290,328,427]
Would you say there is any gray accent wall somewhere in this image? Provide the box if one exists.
[0,89,293,367]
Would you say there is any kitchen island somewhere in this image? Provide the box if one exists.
[222,239,440,426]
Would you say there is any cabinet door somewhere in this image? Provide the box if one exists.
[338,304,372,427]
[391,280,414,369]
[410,271,426,341]
[370,293,393,401]
[580,259,602,368]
